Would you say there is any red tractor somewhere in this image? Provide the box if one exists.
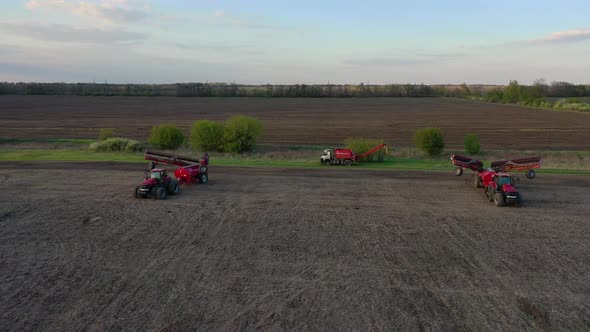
[476,170,520,206]
[451,154,542,207]
[135,168,179,200]
[320,143,387,165]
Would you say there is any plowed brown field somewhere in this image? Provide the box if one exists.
[1,96,589,150]
[0,162,589,330]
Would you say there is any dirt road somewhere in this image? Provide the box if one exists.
[2,96,590,150]
[0,162,588,330]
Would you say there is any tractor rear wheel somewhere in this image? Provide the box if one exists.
[526,169,536,179]
[494,193,505,206]
[455,167,463,176]
[155,186,167,200]
[199,173,208,184]
[168,180,179,195]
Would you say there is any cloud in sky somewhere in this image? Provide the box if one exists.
[4,2,590,84]
[24,0,149,24]
[510,28,590,45]
[0,22,148,44]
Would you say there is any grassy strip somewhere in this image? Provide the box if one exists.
[0,137,96,145]
[1,149,589,174]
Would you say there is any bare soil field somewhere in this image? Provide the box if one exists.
[1,162,588,330]
[1,96,589,150]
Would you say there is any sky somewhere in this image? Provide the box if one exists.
[1,0,589,84]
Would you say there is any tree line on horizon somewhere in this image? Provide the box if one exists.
[0,81,588,98]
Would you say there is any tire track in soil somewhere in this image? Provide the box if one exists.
[212,179,324,330]
[84,201,203,329]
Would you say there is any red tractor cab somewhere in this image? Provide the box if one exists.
[135,168,180,200]
[476,170,520,206]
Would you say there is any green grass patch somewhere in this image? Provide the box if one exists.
[1,149,589,175]
[0,149,144,162]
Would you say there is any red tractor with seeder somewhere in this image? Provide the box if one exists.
[451,154,542,207]
[134,150,210,200]
[320,143,388,165]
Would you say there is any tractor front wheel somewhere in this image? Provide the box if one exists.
[155,186,167,200]
[494,193,505,207]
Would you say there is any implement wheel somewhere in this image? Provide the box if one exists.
[526,169,536,179]
[199,173,208,184]
[344,160,353,166]
[455,167,463,176]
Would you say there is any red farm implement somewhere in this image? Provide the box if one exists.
[144,150,210,185]
[451,154,541,179]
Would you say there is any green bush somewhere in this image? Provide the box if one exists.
[344,137,386,162]
[223,116,263,153]
[190,120,224,151]
[553,99,590,112]
[99,128,114,141]
[464,133,480,154]
[89,137,143,152]
[414,128,445,156]
[124,139,144,152]
[148,124,185,149]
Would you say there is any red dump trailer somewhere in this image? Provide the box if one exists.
[320,143,387,165]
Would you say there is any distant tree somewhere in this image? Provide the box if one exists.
[531,78,548,99]
[502,80,523,103]
[99,128,114,141]
[149,124,184,150]
[223,116,263,153]
[414,128,445,156]
[464,133,480,154]
[190,120,224,151]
